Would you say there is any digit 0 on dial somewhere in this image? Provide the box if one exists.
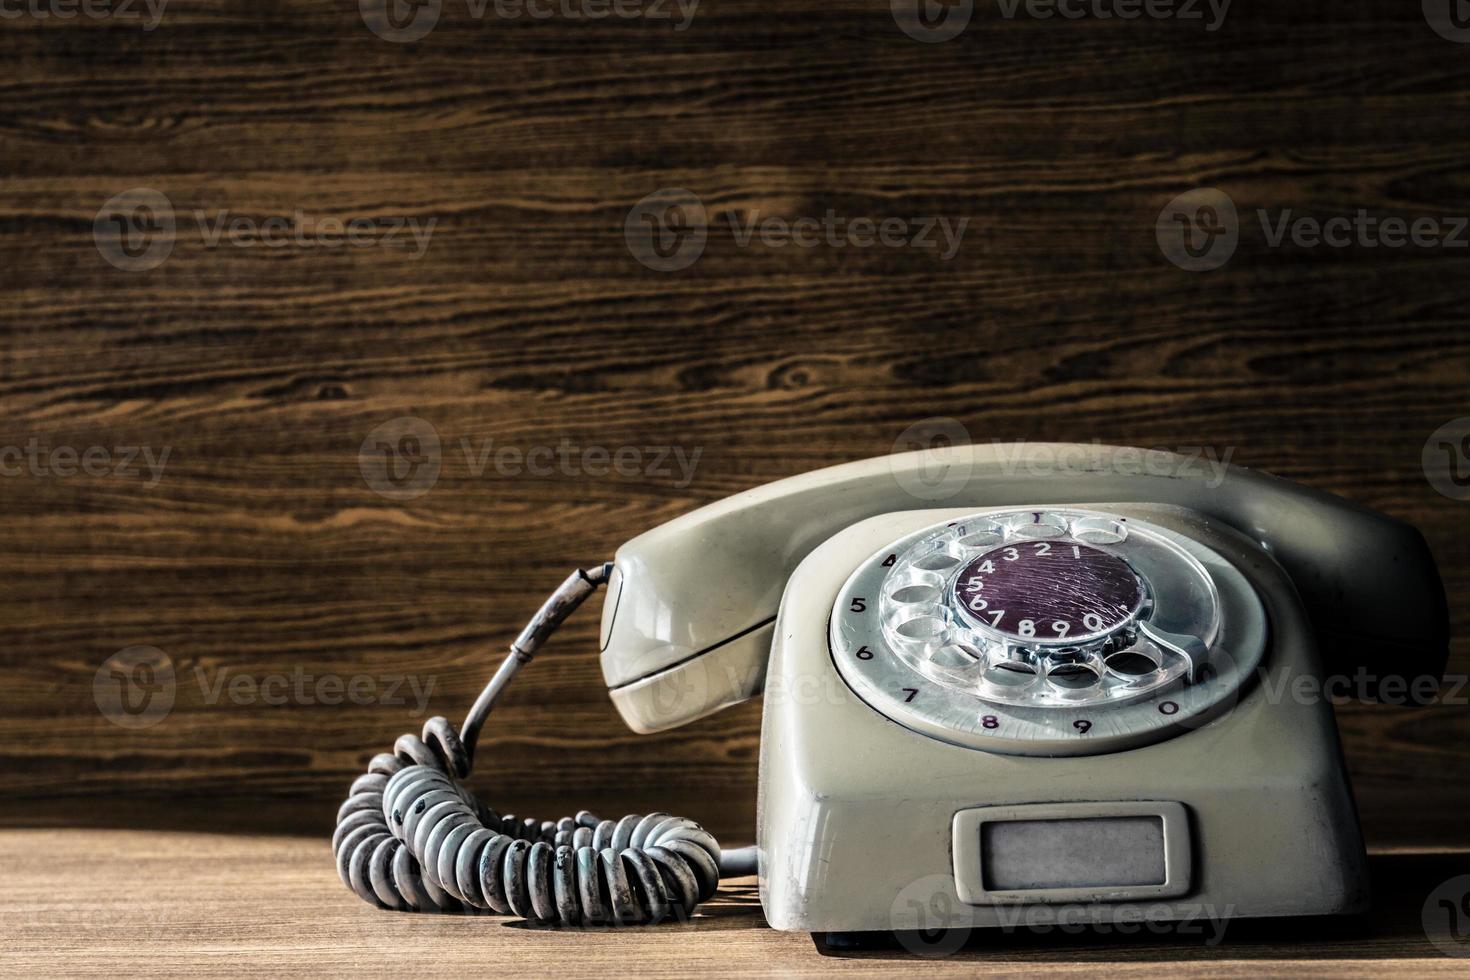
[828,509,1266,756]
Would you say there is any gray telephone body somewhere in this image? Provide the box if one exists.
[596,444,1448,935]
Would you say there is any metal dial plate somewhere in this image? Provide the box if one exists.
[829,509,1267,756]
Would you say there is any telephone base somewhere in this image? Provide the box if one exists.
[756,505,1370,937]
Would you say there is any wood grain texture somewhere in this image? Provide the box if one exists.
[4,829,1470,976]
[0,0,1467,853]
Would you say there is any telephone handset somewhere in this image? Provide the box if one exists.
[334,444,1448,937]
[602,443,1447,732]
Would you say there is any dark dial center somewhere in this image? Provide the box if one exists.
[952,541,1144,642]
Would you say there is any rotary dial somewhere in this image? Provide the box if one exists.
[830,508,1266,756]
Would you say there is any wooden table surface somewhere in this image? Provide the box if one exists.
[5,829,1470,977]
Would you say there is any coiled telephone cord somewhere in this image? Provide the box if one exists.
[332,564,752,924]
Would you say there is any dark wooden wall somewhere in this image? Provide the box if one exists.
[1,0,1467,847]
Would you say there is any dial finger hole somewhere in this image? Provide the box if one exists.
[1001,511,1069,539]
[1071,516,1129,545]
[1105,651,1160,676]
[1045,663,1101,690]
[983,662,1038,688]
[912,546,963,571]
[895,616,948,641]
[891,584,941,604]
[956,527,1004,549]
[930,644,983,668]
[884,565,945,611]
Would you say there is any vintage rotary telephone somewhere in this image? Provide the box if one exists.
[334,443,1448,937]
